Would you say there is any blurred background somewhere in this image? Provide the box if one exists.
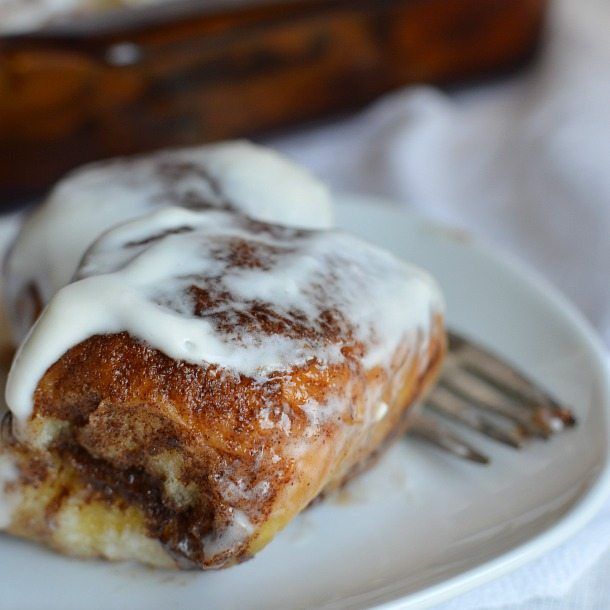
[1,0,609,606]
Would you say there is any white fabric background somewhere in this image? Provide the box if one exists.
[268,0,610,606]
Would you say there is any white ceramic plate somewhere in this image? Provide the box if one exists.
[0,195,609,610]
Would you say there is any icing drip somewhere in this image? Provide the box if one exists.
[5,141,332,343]
[200,509,254,566]
[6,207,442,422]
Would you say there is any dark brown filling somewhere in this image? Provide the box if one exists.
[58,442,215,568]
[1,409,216,568]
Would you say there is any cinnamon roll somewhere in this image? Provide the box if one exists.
[1,206,444,569]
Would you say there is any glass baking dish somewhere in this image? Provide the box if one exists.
[0,0,548,203]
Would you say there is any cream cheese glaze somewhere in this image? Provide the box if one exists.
[6,206,443,423]
[4,141,332,344]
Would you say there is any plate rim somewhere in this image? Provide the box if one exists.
[1,197,609,610]
[334,193,610,610]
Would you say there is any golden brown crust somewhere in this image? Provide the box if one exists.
[5,316,444,568]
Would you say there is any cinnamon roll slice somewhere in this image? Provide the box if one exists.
[1,207,444,569]
[4,141,332,344]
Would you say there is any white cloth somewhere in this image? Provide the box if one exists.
[268,0,610,606]
[270,0,610,346]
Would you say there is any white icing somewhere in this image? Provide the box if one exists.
[5,140,332,343]
[201,508,254,564]
[221,477,271,507]
[6,206,442,423]
[373,401,389,422]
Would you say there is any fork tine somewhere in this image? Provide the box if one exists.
[440,369,553,438]
[448,331,576,429]
[409,412,490,465]
[414,331,577,464]
[426,386,524,448]
[460,354,576,429]
[461,362,574,433]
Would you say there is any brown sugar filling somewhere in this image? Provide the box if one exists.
[4,409,223,568]
[59,442,215,568]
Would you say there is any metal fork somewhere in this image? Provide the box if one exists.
[410,331,577,464]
